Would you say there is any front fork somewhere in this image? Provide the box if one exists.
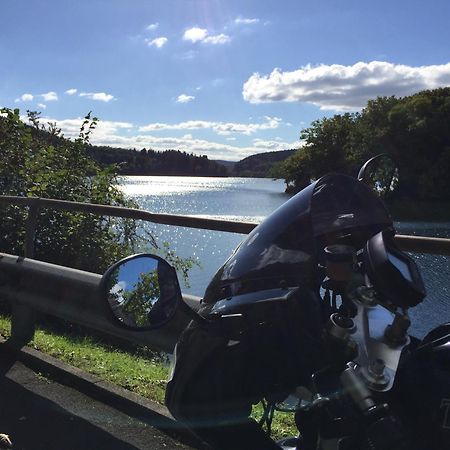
[291,365,412,450]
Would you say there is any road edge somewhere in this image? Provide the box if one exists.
[0,337,203,448]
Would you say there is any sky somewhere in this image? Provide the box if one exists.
[1,0,450,161]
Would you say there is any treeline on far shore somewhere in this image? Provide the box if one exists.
[88,145,296,178]
[88,146,229,177]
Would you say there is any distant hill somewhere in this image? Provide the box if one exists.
[212,160,237,175]
[231,150,296,177]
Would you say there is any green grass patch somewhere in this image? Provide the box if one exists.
[0,315,297,439]
[0,315,168,403]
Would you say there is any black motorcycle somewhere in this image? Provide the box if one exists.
[100,155,450,450]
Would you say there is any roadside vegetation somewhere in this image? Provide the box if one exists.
[0,108,195,275]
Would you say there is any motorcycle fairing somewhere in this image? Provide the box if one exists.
[203,173,392,305]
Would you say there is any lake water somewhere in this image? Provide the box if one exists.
[119,176,450,338]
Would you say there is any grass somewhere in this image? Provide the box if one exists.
[0,315,168,403]
[0,315,297,440]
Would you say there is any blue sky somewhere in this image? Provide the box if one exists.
[1,0,449,160]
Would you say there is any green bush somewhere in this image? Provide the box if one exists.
[0,108,194,277]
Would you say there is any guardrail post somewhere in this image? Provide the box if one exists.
[10,200,39,347]
[24,198,39,259]
[9,303,36,347]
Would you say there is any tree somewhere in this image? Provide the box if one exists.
[120,270,160,327]
[274,88,450,200]
[0,108,195,278]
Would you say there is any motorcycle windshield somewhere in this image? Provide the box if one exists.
[310,174,392,239]
[203,174,392,304]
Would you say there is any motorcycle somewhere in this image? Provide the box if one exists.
[100,155,450,450]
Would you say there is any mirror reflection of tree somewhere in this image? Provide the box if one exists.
[367,159,399,197]
[121,270,160,327]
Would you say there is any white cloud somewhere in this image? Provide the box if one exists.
[15,93,33,102]
[183,133,193,139]
[65,88,77,95]
[141,120,208,132]
[146,22,159,31]
[37,103,47,110]
[27,116,133,140]
[41,91,58,101]
[203,33,230,45]
[139,116,281,135]
[252,138,300,151]
[243,61,450,110]
[234,17,260,25]
[183,27,208,43]
[79,92,115,102]
[147,37,168,48]
[214,117,280,135]
[183,27,230,45]
[176,94,195,103]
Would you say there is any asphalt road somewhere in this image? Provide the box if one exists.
[0,345,198,450]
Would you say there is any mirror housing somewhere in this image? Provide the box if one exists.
[357,153,399,197]
[100,254,182,330]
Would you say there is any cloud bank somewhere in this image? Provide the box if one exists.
[139,116,281,136]
[243,61,450,110]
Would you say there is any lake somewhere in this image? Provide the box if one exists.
[119,176,450,338]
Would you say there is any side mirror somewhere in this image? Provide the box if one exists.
[100,254,182,330]
[357,154,399,197]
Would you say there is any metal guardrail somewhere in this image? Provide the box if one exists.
[0,195,449,255]
[0,194,449,352]
[0,253,200,353]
